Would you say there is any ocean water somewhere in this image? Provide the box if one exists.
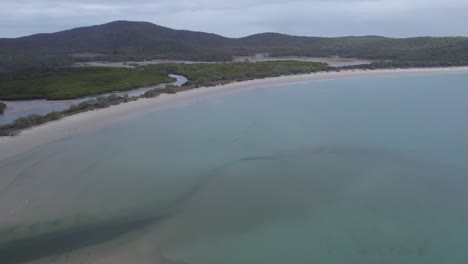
[1,73,468,263]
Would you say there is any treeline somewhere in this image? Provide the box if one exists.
[150,61,328,88]
[0,87,182,136]
[0,54,75,74]
[262,36,468,64]
[337,60,468,71]
[0,95,129,136]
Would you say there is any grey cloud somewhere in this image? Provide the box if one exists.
[0,0,467,38]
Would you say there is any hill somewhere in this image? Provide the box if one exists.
[0,21,230,58]
[1,20,468,72]
[237,34,468,63]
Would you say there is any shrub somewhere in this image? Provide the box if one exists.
[0,102,6,114]
[13,114,46,129]
[143,89,161,98]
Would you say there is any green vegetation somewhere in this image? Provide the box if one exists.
[338,60,467,70]
[0,95,134,136]
[0,61,327,135]
[1,21,468,73]
[148,61,328,88]
[0,67,174,100]
[0,61,326,100]
[0,86,187,136]
[0,102,5,114]
[259,36,468,65]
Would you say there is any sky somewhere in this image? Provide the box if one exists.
[0,0,467,38]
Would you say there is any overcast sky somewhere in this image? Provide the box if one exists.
[1,0,467,38]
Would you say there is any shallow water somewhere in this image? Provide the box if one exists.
[1,73,468,263]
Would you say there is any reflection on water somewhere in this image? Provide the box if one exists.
[1,73,468,263]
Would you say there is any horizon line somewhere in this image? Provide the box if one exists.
[2,20,467,40]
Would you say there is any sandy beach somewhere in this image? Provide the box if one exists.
[1,66,468,161]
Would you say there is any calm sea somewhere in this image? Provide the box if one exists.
[1,73,468,263]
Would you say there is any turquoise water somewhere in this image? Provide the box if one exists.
[1,73,468,263]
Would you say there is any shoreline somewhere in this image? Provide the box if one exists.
[1,66,468,161]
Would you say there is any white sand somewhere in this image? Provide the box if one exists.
[1,67,468,162]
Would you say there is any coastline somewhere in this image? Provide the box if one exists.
[1,66,468,161]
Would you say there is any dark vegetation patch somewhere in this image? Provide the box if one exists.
[0,102,5,114]
[0,67,174,100]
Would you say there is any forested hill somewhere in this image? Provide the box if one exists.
[237,34,468,63]
[0,21,231,60]
[1,20,468,72]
